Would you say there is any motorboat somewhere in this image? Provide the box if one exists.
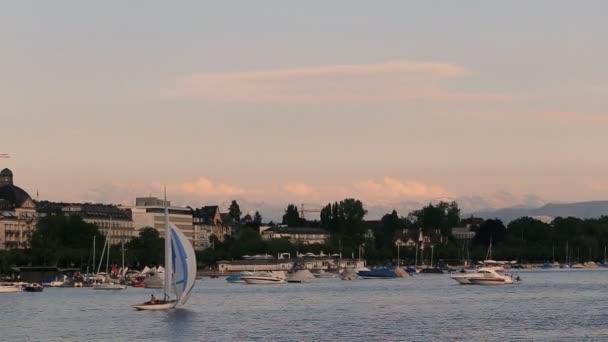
[357,267,397,279]
[451,269,489,285]
[241,271,286,284]
[226,272,253,284]
[93,282,127,290]
[287,270,315,283]
[467,268,514,285]
[24,283,44,292]
[0,284,21,293]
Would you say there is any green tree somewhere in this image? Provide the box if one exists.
[253,211,263,226]
[125,227,164,267]
[282,204,302,227]
[472,219,507,247]
[29,214,103,267]
[228,200,242,223]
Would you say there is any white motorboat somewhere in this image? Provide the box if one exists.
[467,268,514,285]
[241,271,286,285]
[93,283,127,290]
[450,268,493,285]
[450,271,477,285]
[132,191,197,311]
[226,271,253,284]
[0,285,21,293]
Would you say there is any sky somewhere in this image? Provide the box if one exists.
[1,1,607,215]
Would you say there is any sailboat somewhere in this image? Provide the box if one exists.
[132,192,197,311]
[93,222,127,290]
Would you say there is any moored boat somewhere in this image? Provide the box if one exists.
[241,271,286,284]
[226,271,253,284]
[93,283,127,290]
[467,268,514,285]
[24,283,44,292]
[357,267,397,279]
[0,285,21,293]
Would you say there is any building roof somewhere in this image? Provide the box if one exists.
[0,168,13,178]
[37,201,132,220]
[0,184,34,210]
[192,206,221,224]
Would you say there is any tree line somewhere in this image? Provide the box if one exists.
[2,199,608,274]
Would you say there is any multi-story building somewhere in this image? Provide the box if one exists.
[36,201,134,245]
[0,168,38,250]
[261,226,330,245]
[191,206,232,250]
[129,197,194,245]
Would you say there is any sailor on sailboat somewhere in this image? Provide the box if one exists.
[133,191,197,311]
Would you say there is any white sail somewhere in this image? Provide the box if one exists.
[169,222,197,305]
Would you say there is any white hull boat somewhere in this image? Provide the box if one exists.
[0,285,21,293]
[466,268,514,285]
[93,283,127,290]
[450,274,474,285]
[133,300,178,311]
[242,272,286,285]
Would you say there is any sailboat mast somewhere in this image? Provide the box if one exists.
[93,235,96,274]
[163,188,172,299]
[121,240,125,277]
[106,231,110,275]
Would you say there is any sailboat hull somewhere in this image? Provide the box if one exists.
[132,300,178,311]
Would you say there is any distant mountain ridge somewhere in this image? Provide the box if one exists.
[472,201,608,223]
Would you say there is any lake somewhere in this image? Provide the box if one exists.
[2,269,608,341]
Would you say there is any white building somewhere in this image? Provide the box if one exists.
[128,197,194,245]
[0,169,37,250]
[261,226,330,245]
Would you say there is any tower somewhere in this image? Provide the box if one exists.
[0,168,13,185]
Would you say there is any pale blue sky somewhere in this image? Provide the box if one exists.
[1,1,607,209]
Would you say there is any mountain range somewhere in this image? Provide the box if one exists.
[472,201,608,223]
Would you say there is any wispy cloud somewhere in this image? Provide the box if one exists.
[164,60,506,104]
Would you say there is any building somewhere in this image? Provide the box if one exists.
[0,169,37,250]
[261,226,330,245]
[129,197,194,245]
[37,202,134,245]
[191,205,232,250]
[451,227,476,243]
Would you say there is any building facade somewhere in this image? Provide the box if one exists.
[0,168,38,250]
[37,202,134,245]
[261,226,330,245]
[191,206,232,250]
[129,197,194,245]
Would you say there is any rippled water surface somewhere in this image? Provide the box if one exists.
[2,270,608,341]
